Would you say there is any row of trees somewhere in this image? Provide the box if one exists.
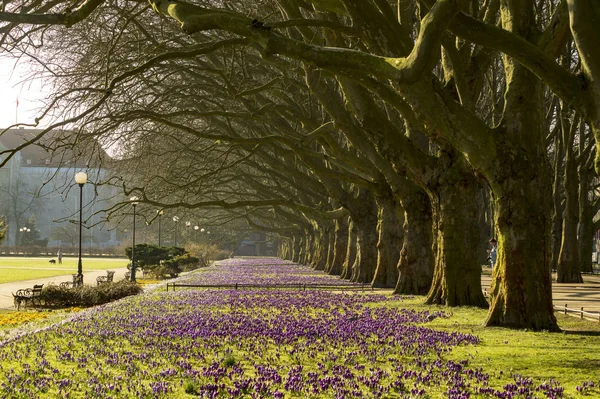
[1,0,600,331]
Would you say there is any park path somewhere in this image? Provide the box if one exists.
[1,265,599,318]
[481,272,600,317]
[0,268,129,309]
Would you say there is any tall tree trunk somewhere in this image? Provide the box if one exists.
[329,216,349,276]
[312,225,327,271]
[550,133,564,272]
[486,174,558,330]
[485,2,559,331]
[394,187,434,295]
[325,223,336,272]
[292,235,301,263]
[302,231,312,265]
[279,238,290,260]
[477,185,494,263]
[372,189,403,288]
[557,116,583,283]
[425,157,488,308]
[341,220,357,280]
[350,189,379,284]
[578,166,594,274]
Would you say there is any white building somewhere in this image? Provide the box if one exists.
[0,128,119,249]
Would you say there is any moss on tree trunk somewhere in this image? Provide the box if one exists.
[557,124,582,283]
[485,179,558,331]
[329,217,348,276]
[372,190,403,288]
[394,188,434,295]
[425,158,488,308]
[341,220,357,280]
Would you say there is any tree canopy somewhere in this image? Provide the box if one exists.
[1,0,599,331]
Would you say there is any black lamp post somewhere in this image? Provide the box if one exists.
[74,171,87,286]
[157,210,164,247]
[173,216,179,246]
[194,225,199,242]
[185,221,191,243]
[130,196,139,282]
[19,227,30,246]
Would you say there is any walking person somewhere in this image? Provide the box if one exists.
[488,238,497,269]
[57,248,63,265]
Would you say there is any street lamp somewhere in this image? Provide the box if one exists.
[194,225,199,241]
[130,196,139,282]
[19,227,31,248]
[173,216,179,246]
[74,171,87,286]
[157,210,164,247]
[185,221,191,243]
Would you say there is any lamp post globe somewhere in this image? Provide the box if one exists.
[74,171,87,286]
[185,221,191,243]
[130,196,139,282]
[157,210,164,247]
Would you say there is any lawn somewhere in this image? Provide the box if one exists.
[0,257,129,284]
[0,258,598,398]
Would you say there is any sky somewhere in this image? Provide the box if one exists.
[0,57,47,129]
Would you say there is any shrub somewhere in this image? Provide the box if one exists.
[142,251,201,279]
[185,243,230,264]
[125,244,186,270]
[39,281,143,308]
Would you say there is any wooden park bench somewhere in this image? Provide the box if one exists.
[12,284,44,310]
[96,270,115,286]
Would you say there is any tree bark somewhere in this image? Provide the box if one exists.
[311,225,327,271]
[486,175,558,330]
[578,164,594,274]
[485,2,559,331]
[329,216,349,276]
[425,156,488,308]
[292,234,302,263]
[341,220,357,280]
[372,189,403,288]
[394,187,434,295]
[550,133,564,272]
[557,114,582,283]
[325,223,336,272]
[350,189,379,284]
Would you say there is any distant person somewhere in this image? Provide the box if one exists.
[488,238,497,269]
[57,249,63,265]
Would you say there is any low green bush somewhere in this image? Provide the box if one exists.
[126,244,201,279]
[39,281,143,308]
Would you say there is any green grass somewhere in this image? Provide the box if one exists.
[382,297,600,394]
[0,257,128,284]
[0,292,599,397]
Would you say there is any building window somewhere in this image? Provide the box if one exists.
[26,159,31,165]
[45,159,50,165]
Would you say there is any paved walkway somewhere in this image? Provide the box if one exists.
[482,272,600,317]
[1,268,599,317]
[0,268,129,309]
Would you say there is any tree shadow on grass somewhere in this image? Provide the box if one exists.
[562,330,600,337]
[564,359,600,370]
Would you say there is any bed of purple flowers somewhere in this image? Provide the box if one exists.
[183,257,362,286]
[0,258,596,398]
